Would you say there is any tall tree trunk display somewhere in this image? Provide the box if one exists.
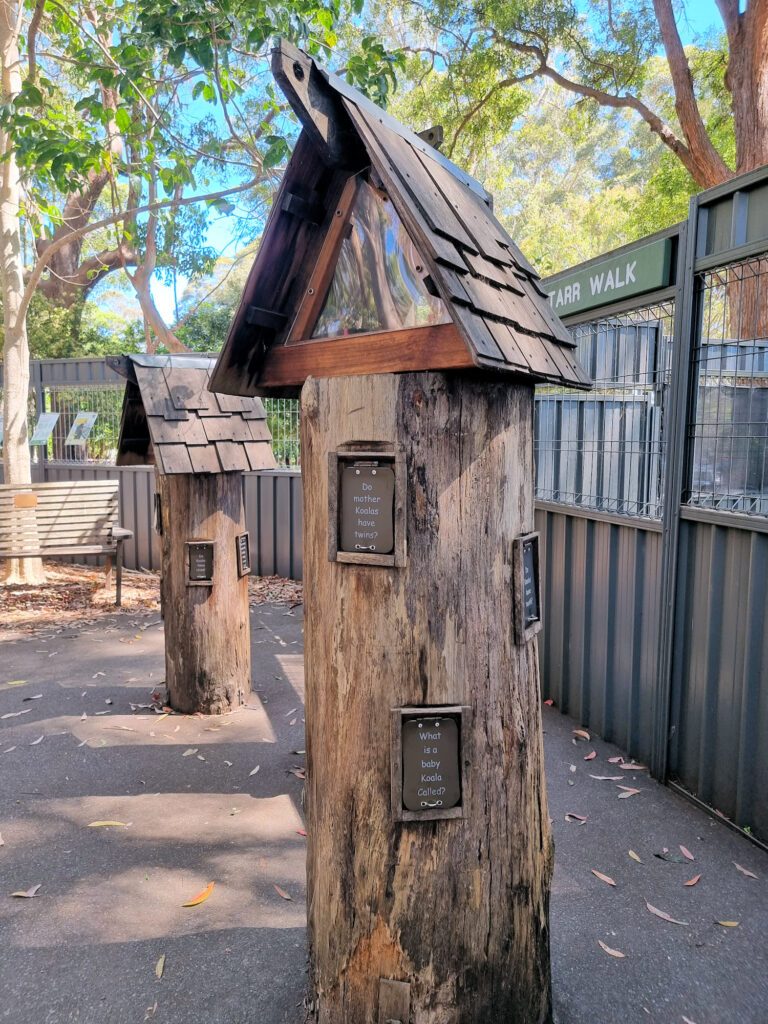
[301,371,554,1024]
[157,471,250,714]
[0,0,42,583]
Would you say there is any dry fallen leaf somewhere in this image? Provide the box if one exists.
[733,862,758,879]
[592,870,616,886]
[274,885,292,901]
[572,729,590,741]
[629,850,642,863]
[29,735,45,745]
[296,829,307,837]
[249,766,260,776]
[684,875,701,886]
[543,699,554,706]
[716,920,739,927]
[182,748,198,757]
[182,881,214,907]
[289,718,297,726]
[646,902,688,926]
[583,751,597,761]
[680,845,695,861]
[590,775,624,781]
[598,940,626,958]
[223,760,233,767]
[569,764,577,773]
[607,756,623,763]
[155,954,166,980]
[617,786,640,798]
[1,709,31,719]
[11,884,41,898]
[620,763,648,770]
[565,812,587,823]
[87,820,127,828]
[682,1017,699,1024]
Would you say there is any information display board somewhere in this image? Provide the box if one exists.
[64,412,98,446]
[30,412,60,446]
[186,541,215,585]
[339,463,395,555]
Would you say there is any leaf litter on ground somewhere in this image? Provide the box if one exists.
[598,940,626,958]
[680,845,695,861]
[591,870,616,886]
[274,885,292,901]
[11,884,41,898]
[617,786,640,798]
[565,812,587,824]
[628,850,642,863]
[182,881,214,907]
[734,862,758,879]
[572,729,590,741]
[684,875,701,886]
[646,901,688,926]
[155,954,166,980]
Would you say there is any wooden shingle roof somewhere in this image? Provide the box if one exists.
[109,355,277,475]
[210,41,590,397]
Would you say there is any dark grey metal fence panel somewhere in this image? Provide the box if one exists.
[668,516,768,835]
[242,470,302,580]
[536,504,662,766]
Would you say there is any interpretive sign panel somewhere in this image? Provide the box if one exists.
[64,411,98,446]
[30,412,59,445]
[339,463,395,555]
[186,541,215,585]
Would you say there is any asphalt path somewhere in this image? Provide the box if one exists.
[1,605,766,1024]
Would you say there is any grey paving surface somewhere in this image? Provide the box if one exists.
[1,607,767,1024]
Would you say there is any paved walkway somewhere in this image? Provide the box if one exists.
[1,605,766,1024]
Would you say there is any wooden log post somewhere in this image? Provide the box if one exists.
[157,470,250,714]
[301,371,554,1024]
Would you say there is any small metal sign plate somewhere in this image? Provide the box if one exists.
[187,541,214,584]
[339,463,395,555]
[522,538,539,628]
[513,532,542,644]
[402,715,460,812]
[236,532,251,577]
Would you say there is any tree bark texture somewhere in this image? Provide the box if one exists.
[157,471,250,714]
[301,372,554,1024]
[0,0,42,583]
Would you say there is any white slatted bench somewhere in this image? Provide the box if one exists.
[0,480,133,606]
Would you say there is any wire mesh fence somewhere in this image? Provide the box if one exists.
[534,301,675,519]
[687,255,768,515]
[1,378,301,468]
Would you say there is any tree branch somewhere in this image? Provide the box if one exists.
[26,0,45,82]
[21,175,262,323]
[653,0,731,186]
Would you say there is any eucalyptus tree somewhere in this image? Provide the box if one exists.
[394,0,763,187]
[0,0,397,581]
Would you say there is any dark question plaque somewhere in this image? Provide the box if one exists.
[236,532,251,577]
[522,537,539,627]
[339,463,395,555]
[188,541,214,583]
[402,715,461,812]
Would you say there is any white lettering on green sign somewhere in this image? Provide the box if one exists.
[546,238,673,317]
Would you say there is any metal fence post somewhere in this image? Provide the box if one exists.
[651,210,700,779]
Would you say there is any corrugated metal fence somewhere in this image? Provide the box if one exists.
[540,167,768,844]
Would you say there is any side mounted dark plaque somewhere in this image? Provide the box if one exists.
[390,705,470,821]
[402,715,460,812]
[513,532,542,644]
[186,541,215,586]
[339,463,395,555]
[154,493,163,535]
[236,532,251,577]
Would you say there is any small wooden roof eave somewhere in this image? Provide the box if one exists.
[210,40,591,398]
[108,354,277,476]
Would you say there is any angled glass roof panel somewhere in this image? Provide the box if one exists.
[311,179,451,339]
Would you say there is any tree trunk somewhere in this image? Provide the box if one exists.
[0,0,43,584]
[301,372,554,1024]
[157,470,250,714]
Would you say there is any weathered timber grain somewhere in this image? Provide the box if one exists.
[301,372,554,1024]
[157,471,250,714]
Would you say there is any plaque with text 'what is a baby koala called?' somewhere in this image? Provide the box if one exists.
[402,716,461,812]
[339,463,394,555]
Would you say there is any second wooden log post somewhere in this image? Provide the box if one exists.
[157,470,250,714]
[301,371,554,1023]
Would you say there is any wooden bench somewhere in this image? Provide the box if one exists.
[0,480,133,606]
